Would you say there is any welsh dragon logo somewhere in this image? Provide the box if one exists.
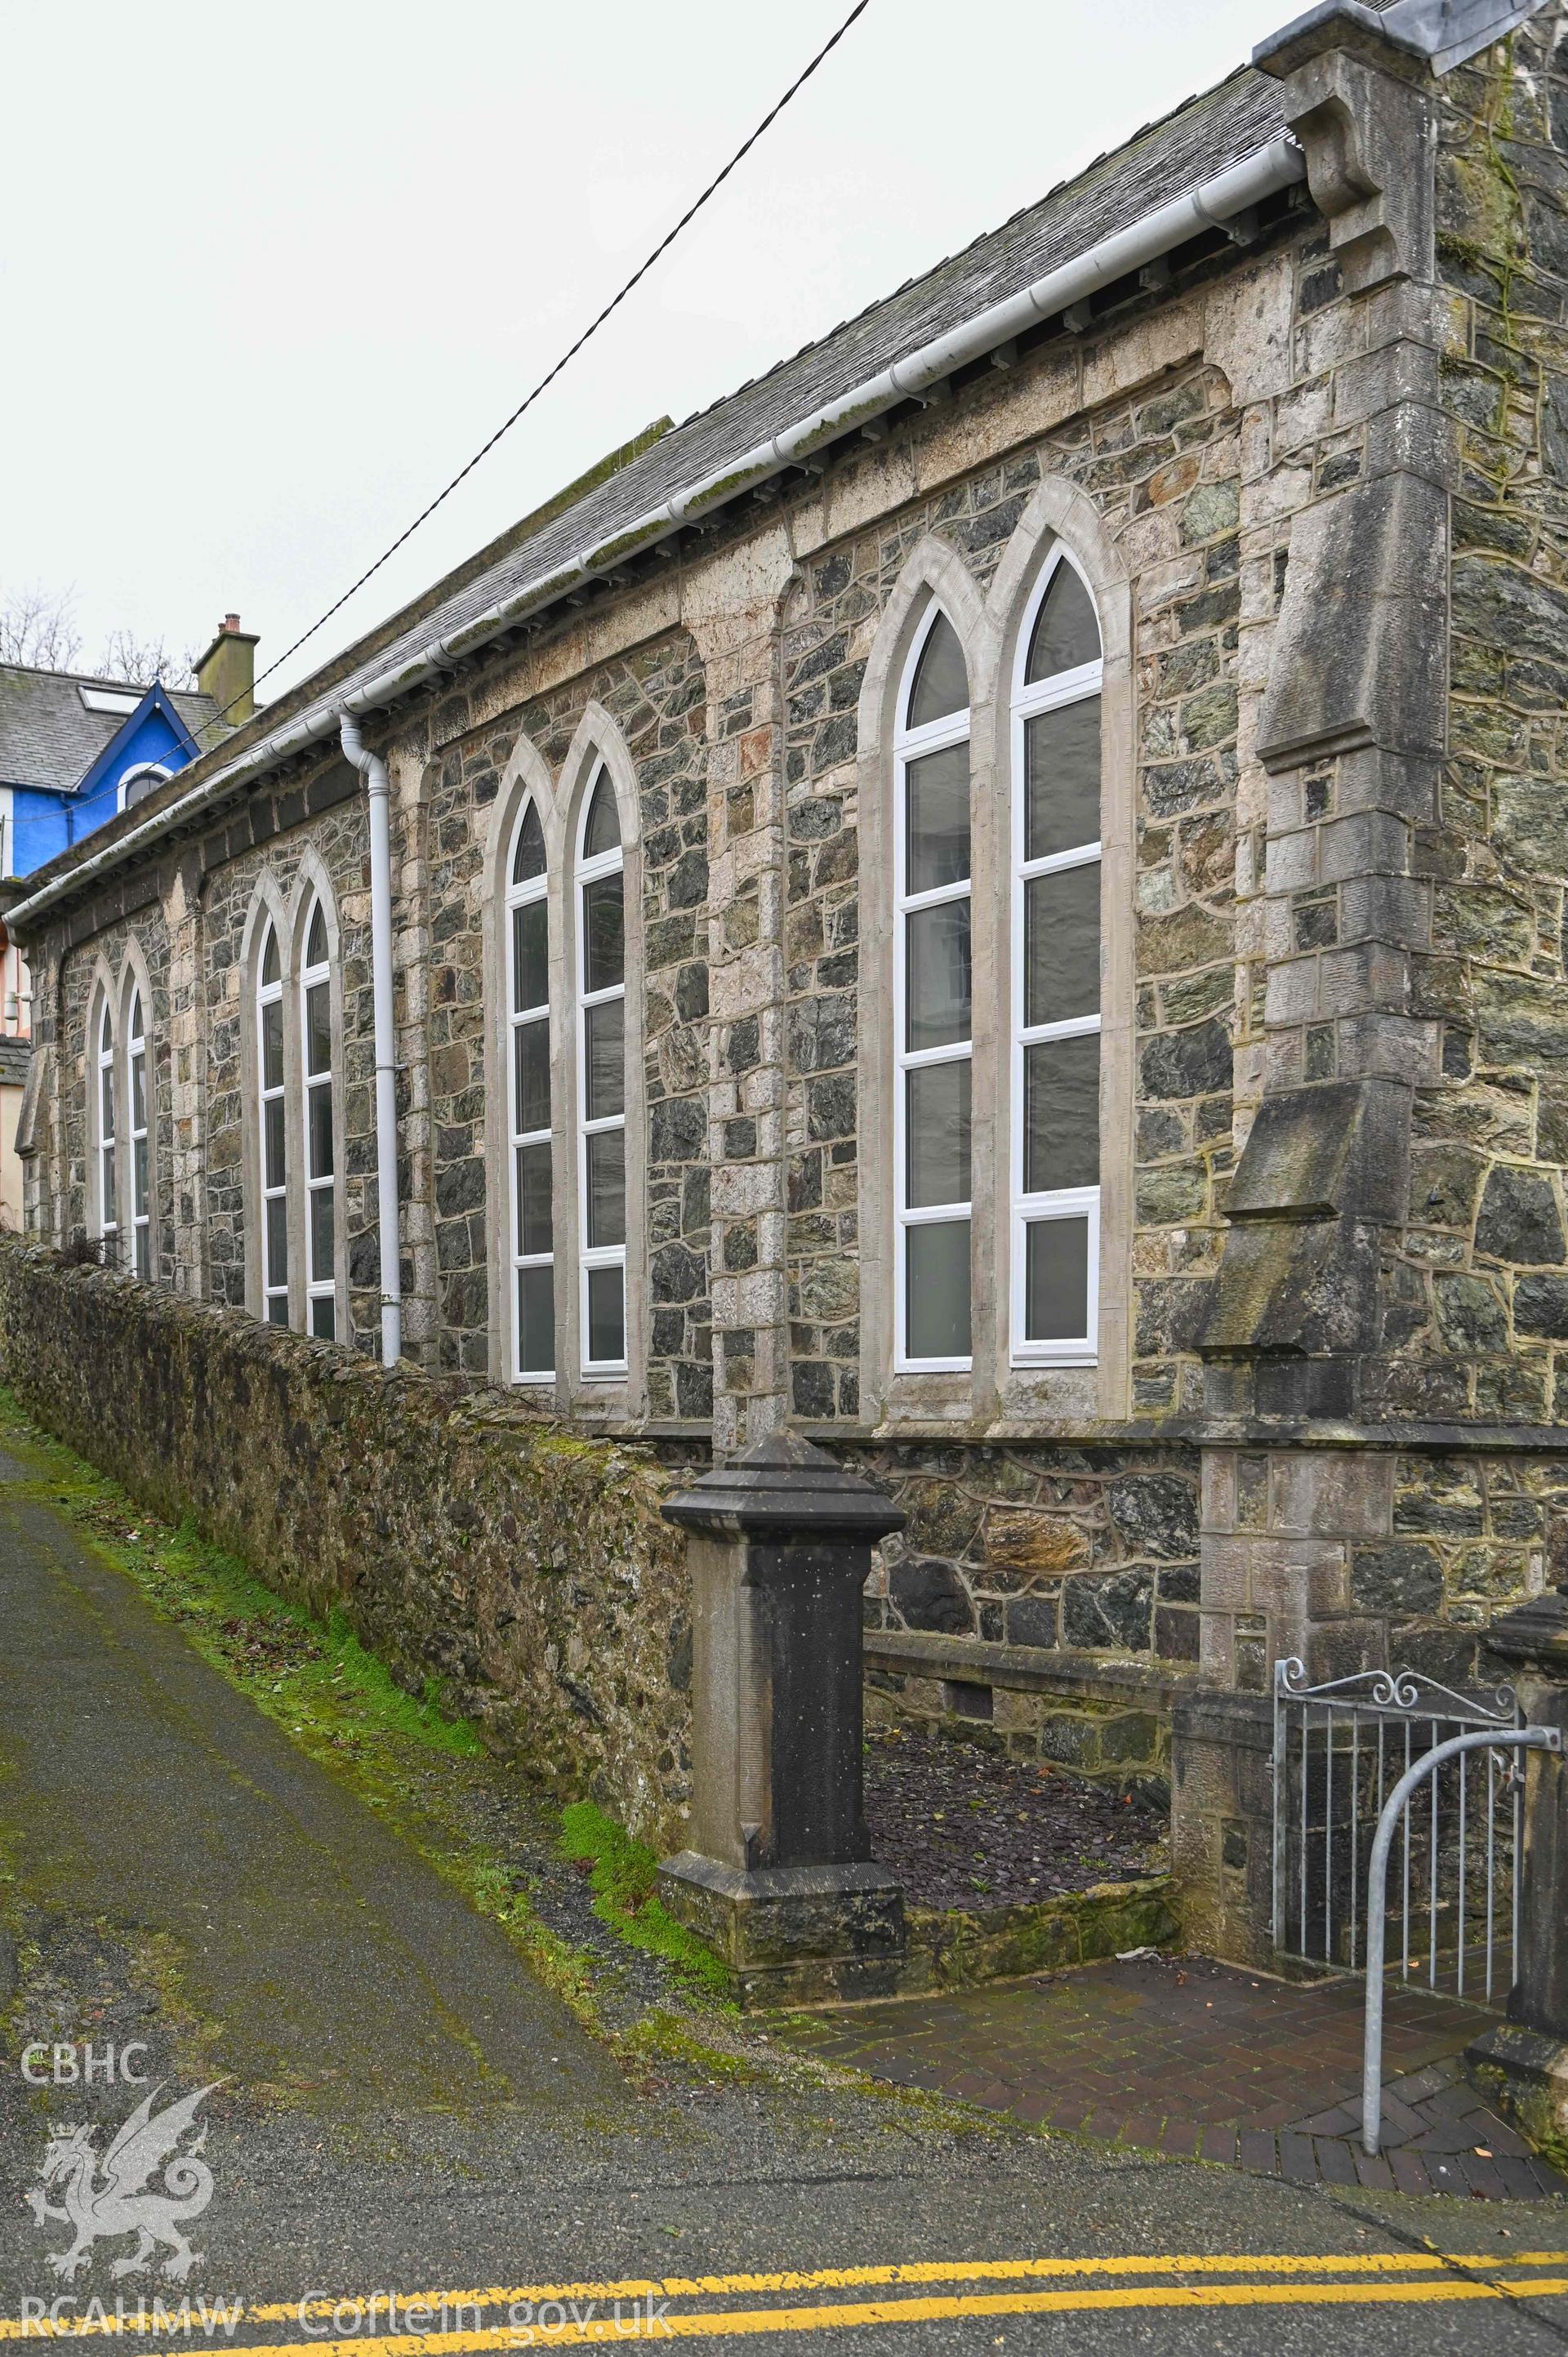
[24,2083,221,2281]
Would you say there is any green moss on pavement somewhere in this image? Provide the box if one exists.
[559,1802,731,1998]
[0,1388,728,2056]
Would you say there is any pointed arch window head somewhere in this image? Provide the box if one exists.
[577,761,627,1375]
[511,802,546,886]
[1024,559,1101,684]
[894,602,973,1372]
[506,797,555,1383]
[256,920,288,1325]
[906,610,969,728]
[1011,546,1103,1366]
[582,773,621,860]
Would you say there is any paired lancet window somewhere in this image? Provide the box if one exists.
[253,894,341,1339]
[92,980,154,1277]
[893,550,1103,1375]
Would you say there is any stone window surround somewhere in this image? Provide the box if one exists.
[856,478,1134,1432]
[84,938,158,1278]
[481,703,650,1419]
[238,859,348,1343]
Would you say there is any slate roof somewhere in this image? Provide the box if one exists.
[0,666,222,794]
[0,1036,33,1088]
[271,65,1290,737]
[11,50,1303,916]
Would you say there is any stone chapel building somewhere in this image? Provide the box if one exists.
[12,0,1568,1951]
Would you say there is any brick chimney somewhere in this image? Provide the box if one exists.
[194,613,259,728]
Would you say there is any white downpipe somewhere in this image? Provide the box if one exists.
[338,713,403,1369]
[7,136,1304,936]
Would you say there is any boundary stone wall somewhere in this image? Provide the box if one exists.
[0,1238,693,1850]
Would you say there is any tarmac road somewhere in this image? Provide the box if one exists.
[0,1446,1564,2355]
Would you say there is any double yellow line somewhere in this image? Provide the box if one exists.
[10,2252,1567,2350]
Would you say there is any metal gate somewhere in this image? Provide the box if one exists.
[1360,1720,1559,2154]
[1272,1657,1526,2001]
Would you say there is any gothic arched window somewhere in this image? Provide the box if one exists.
[127,987,150,1278]
[1009,548,1102,1363]
[256,921,289,1325]
[893,604,973,1370]
[300,897,337,1340]
[576,767,627,1375]
[95,996,118,1253]
[507,800,555,1381]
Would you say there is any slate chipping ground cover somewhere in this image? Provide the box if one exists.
[862,1726,1167,1909]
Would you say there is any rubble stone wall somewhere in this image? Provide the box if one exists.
[0,1239,693,1848]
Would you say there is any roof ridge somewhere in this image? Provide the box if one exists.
[0,662,153,691]
[0,660,212,698]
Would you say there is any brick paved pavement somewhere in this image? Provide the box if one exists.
[775,1953,1568,2202]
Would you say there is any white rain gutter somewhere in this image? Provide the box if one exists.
[7,134,1303,937]
[337,713,403,1369]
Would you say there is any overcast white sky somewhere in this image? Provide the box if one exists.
[3,0,1286,701]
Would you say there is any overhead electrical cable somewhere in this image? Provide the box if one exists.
[231,0,874,718]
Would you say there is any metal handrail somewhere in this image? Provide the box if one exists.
[1362,1724,1561,2155]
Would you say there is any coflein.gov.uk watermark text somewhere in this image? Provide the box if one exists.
[296,2294,673,2344]
[18,2295,674,2343]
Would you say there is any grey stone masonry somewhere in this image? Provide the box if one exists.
[14,0,1568,1972]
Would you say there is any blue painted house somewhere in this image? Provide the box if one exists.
[0,617,256,877]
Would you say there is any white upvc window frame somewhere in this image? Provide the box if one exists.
[893,604,973,1375]
[506,801,555,1383]
[576,767,628,1379]
[127,987,150,1279]
[1009,546,1103,1370]
[300,902,337,1341]
[257,925,289,1326]
[95,998,118,1251]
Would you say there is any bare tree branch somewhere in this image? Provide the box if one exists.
[1,588,195,688]
[96,628,197,690]
[0,583,82,671]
